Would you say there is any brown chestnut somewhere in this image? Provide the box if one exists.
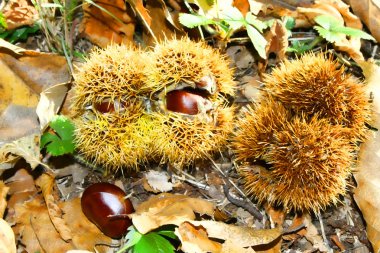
[166,90,212,115]
[81,182,134,238]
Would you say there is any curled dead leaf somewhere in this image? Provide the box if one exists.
[35,173,72,242]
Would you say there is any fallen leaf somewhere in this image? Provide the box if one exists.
[0,38,26,55]
[2,0,38,30]
[143,170,173,193]
[13,197,73,253]
[36,83,70,131]
[130,193,215,234]
[345,0,380,42]
[354,60,380,252]
[80,0,136,47]
[142,0,184,46]
[61,198,112,252]
[0,135,41,171]
[240,75,262,102]
[35,173,72,242]
[0,218,16,253]
[233,0,250,16]
[259,20,288,72]
[176,221,223,253]
[4,168,38,220]
[302,214,329,252]
[0,47,70,170]
[178,220,282,252]
[0,181,9,217]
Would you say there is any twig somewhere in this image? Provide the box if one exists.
[318,212,333,252]
[222,184,263,220]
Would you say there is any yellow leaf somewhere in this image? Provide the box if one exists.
[0,219,16,253]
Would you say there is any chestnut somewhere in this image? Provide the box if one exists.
[166,90,212,115]
[81,182,134,238]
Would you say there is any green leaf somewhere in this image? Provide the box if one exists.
[134,233,175,253]
[331,26,375,41]
[287,40,314,54]
[246,24,267,59]
[283,16,295,30]
[314,15,343,30]
[0,12,7,30]
[219,7,245,30]
[245,13,267,32]
[157,230,177,240]
[117,226,142,253]
[314,26,345,43]
[40,115,75,156]
[179,13,214,28]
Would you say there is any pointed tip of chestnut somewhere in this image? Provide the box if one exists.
[81,182,134,238]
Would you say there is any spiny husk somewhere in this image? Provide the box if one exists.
[263,53,371,141]
[232,98,291,163]
[71,44,150,115]
[233,100,354,213]
[151,104,235,167]
[74,102,156,171]
[143,38,236,96]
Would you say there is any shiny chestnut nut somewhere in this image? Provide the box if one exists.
[81,182,134,238]
[166,90,212,115]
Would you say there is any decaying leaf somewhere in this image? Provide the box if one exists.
[0,218,16,253]
[177,220,282,253]
[35,173,72,242]
[354,60,380,252]
[344,0,380,42]
[2,0,38,30]
[143,170,173,193]
[130,193,215,234]
[0,134,41,171]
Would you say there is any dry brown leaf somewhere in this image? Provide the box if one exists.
[0,135,41,171]
[13,197,73,253]
[2,0,38,30]
[345,0,380,42]
[0,49,70,170]
[259,20,288,73]
[61,198,112,252]
[35,173,72,242]
[142,0,184,46]
[302,214,329,252]
[354,60,380,252]
[177,221,223,253]
[0,181,9,218]
[36,83,70,131]
[0,218,16,253]
[142,170,173,193]
[234,0,250,16]
[4,168,37,211]
[80,0,136,47]
[130,193,215,234]
[180,220,282,252]
[0,38,26,55]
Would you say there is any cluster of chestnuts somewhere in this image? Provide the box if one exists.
[232,53,371,213]
[71,38,235,171]
[74,40,371,218]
